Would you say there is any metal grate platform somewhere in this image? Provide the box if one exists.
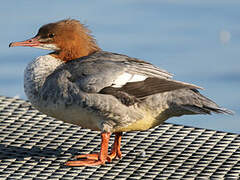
[0,96,239,179]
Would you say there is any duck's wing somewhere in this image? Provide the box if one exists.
[59,51,202,106]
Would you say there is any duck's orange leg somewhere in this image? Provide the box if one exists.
[65,132,110,166]
[73,132,123,162]
[107,132,122,162]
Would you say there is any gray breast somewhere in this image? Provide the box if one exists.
[24,55,63,107]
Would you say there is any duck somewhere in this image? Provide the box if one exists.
[9,19,232,166]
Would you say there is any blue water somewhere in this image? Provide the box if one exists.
[0,1,239,133]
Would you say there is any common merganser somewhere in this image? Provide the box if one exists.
[9,19,232,166]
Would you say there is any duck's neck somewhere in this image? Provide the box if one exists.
[51,47,100,62]
[24,54,63,104]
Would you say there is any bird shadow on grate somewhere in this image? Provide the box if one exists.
[0,143,94,163]
[0,144,64,160]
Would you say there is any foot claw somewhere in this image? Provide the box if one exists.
[107,151,122,162]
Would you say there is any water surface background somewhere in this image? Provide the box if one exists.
[0,1,239,133]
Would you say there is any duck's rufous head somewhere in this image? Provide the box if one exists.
[9,19,100,61]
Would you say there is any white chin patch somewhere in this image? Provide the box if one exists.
[35,44,60,51]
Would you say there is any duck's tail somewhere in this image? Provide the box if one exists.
[168,89,233,116]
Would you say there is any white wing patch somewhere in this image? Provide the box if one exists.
[112,73,147,88]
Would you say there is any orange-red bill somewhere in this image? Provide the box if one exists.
[9,36,40,47]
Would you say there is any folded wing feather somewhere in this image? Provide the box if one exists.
[101,73,202,101]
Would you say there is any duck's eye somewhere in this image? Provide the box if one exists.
[48,33,55,38]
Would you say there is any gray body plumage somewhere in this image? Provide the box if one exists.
[24,51,231,132]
